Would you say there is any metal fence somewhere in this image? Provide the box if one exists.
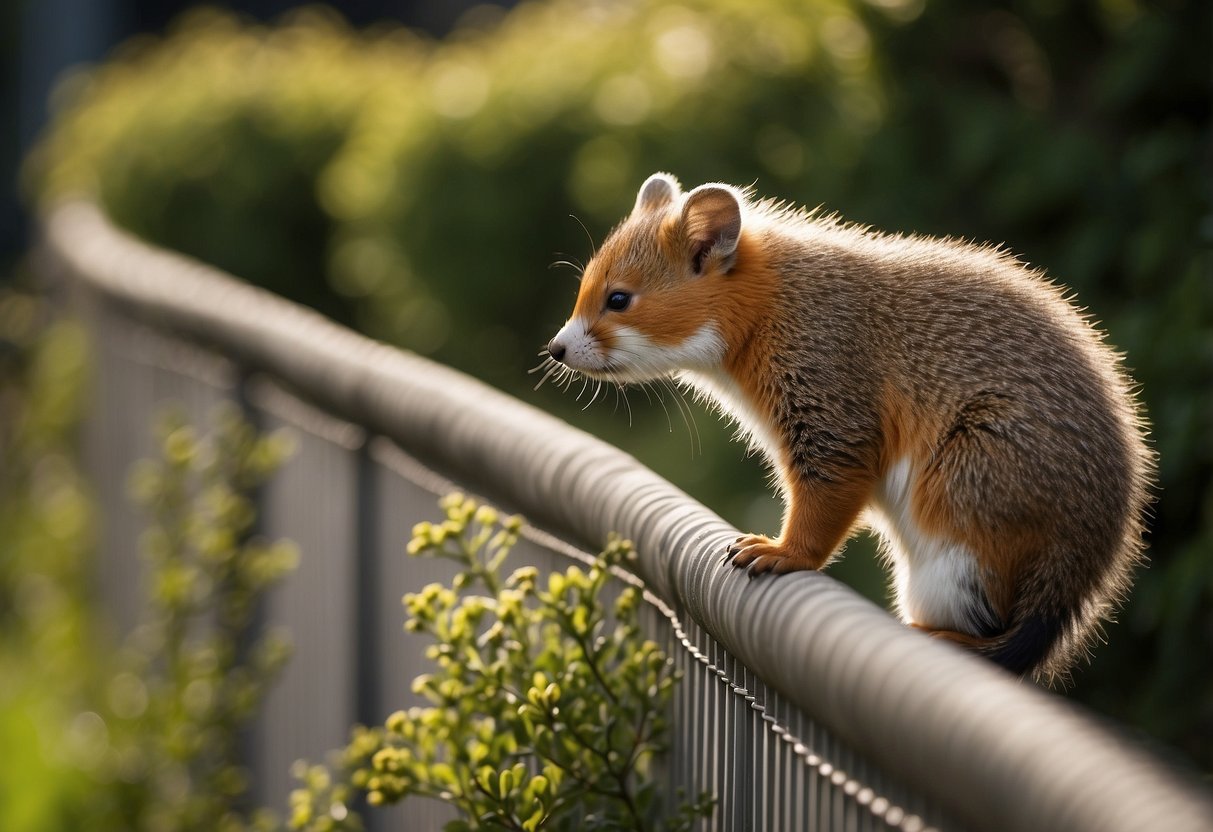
[40,201,1213,832]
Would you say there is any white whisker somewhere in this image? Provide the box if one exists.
[532,359,564,391]
[534,337,702,453]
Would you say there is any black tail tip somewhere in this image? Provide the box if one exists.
[986,611,1068,677]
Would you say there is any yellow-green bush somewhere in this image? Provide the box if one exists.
[290,494,713,831]
[27,0,1212,768]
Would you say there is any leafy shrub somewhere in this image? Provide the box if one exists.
[289,494,712,831]
[26,0,1212,766]
[86,406,299,831]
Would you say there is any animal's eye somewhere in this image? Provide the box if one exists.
[605,291,632,312]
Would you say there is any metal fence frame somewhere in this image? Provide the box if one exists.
[40,201,1213,832]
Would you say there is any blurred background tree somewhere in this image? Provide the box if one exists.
[13,0,1212,774]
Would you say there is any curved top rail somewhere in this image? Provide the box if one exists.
[42,201,1212,832]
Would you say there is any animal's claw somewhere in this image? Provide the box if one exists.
[722,534,819,575]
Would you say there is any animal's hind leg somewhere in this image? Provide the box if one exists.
[912,390,1044,622]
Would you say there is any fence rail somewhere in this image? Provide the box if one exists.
[40,201,1213,832]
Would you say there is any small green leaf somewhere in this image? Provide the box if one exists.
[522,806,545,831]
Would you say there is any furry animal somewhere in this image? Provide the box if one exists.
[544,172,1153,680]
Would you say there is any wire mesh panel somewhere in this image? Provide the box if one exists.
[45,201,1213,832]
[649,598,953,832]
[360,439,463,832]
[247,380,364,814]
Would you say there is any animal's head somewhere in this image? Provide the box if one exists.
[545,173,746,384]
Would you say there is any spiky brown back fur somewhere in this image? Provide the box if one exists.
[729,201,1154,681]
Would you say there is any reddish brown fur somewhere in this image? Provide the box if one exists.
[549,174,1154,682]
[574,212,781,355]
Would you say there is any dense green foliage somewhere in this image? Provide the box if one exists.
[26,0,1212,767]
[290,494,711,831]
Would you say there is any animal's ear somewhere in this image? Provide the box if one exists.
[681,184,742,274]
[633,172,681,215]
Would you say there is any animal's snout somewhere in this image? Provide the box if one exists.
[548,338,567,363]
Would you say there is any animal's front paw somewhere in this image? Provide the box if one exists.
[725,534,819,576]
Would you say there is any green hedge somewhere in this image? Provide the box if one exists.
[27,0,1212,768]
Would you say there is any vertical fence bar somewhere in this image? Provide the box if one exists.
[352,439,381,827]
[244,379,365,814]
[706,632,719,831]
[352,439,380,730]
[235,370,266,816]
[671,610,687,818]
[715,649,731,832]
[769,689,783,832]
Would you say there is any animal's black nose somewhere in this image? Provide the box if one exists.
[548,339,566,362]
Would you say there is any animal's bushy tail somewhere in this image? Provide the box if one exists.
[923,610,1071,679]
[981,611,1071,677]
